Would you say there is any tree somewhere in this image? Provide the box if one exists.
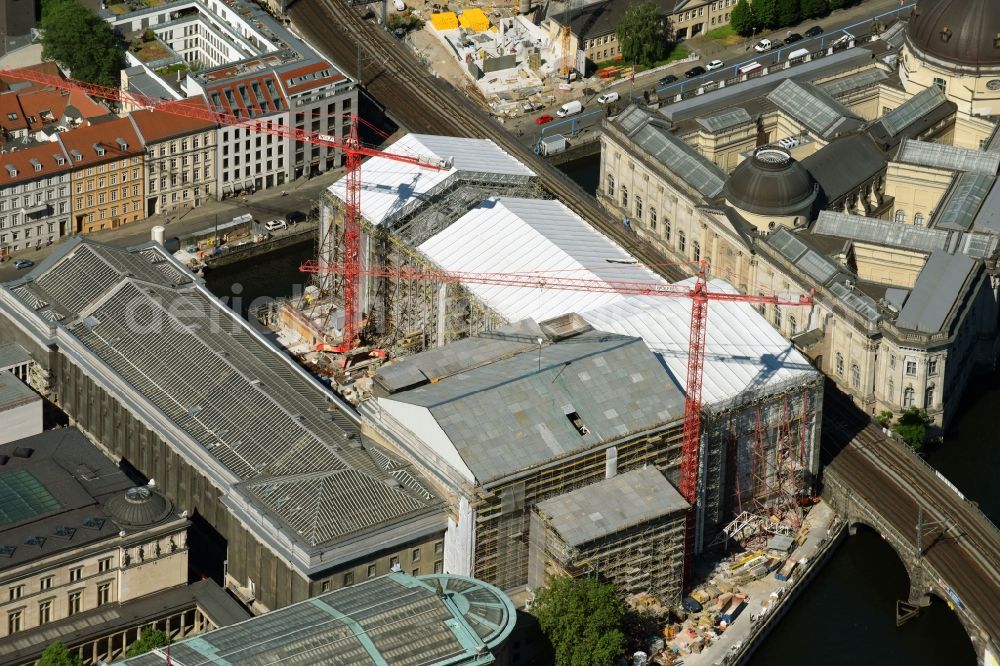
[777,0,801,27]
[533,576,625,666]
[800,0,829,19]
[39,0,126,87]
[893,407,930,452]
[828,0,847,10]
[875,410,893,428]
[37,642,83,666]
[729,0,758,36]
[753,0,779,30]
[616,2,671,67]
[125,629,169,658]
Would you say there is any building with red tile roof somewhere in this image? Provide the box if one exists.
[0,141,73,258]
[129,98,218,215]
[56,116,145,234]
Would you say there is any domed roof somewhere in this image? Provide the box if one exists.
[906,0,1000,69]
[724,146,817,218]
[104,486,172,529]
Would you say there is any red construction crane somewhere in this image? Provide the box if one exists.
[301,258,813,578]
[0,67,452,354]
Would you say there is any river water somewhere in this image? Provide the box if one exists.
[204,155,986,664]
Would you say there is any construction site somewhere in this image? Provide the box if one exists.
[249,127,824,615]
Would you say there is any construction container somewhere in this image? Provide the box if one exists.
[775,557,798,581]
[459,8,490,32]
[539,134,566,156]
[430,12,458,30]
[721,597,746,624]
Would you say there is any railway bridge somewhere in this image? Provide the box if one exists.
[821,387,1000,664]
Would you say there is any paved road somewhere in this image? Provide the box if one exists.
[822,383,1000,650]
[0,169,339,282]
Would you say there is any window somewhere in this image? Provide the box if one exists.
[914,212,925,226]
[773,307,781,328]
[678,230,686,253]
[40,577,52,591]
[9,585,23,601]
[412,548,421,562]
[97,582,111,605]
[69,567,82,582]
[664,219,671,240]
[367,564,377,578]
[621,185,628,208]
[928,359,938,375]
[835,353,844,376]
[888,379,895,402]
[321,580,330,592]
[389,556,400,571]
[905,360,917,376]
[635,195,643,219]
[434,560,444,573]
[38,600,51,625]
[7,610,21,634]
[67,591,81,616]
[851,364,861,390]
[903,387,915,407]
[894,209,906,224]
[343,572,354,586]
[693,240,701,262]
[933,77,946,92]
[434,541,444,555]
[650,207,657,231]
[925,385,935,407]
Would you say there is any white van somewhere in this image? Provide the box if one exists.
[754,38,772,52]
[556,100,583,117]
[596,91,619,105]
[787,47,810,61]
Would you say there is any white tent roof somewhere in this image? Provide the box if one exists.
[418,197,665,321]
[327,134,535,226]
[418,197,815,405]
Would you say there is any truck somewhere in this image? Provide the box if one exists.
[556,100,582,117]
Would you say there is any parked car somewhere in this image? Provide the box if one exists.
[596,91,619,104]
[786,32,803,44]
[754,38,772,52]
[706,59,725,71]
[685,65,706,78]
[805,25,824,38]
[14,259,33,270]
[771,39,785,49]
[285,210,306,225]
[535,113,554,125]
[658,74,678,86]
[265,219,287,231]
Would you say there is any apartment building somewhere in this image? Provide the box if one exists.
[129,100,217,216]
[0,142,72,257]
[57,117,145,233]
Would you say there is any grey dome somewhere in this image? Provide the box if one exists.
[724,146,817,218]
[104,486,172,528]
[906,0,1000,69]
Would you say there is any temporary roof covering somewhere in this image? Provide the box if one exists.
[459,8,490,31]
[418,197,816,407]
[327,134,534,226]
[430,11,458,30]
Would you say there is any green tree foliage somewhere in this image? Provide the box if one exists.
[729,0,758,36]
[387,12,424,32]
[753,0,779,30]
[616,2,671,66]
[125,629,169,658]
[800,0,829,19]
[875,410,893,428]
[39,0,126,87]
[777,0,801,27]
[893,407,930,451]
[533,576,625,666]
[37,642,83,666]
[828,0,846,10]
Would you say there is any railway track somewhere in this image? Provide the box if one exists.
[822,388,1000,632]
[288,0,686,282]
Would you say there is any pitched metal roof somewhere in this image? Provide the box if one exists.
[801,133,887,203]
[813,211,948,252]
[935,172,994,232]
[116,573,516,666]
[896,139,1000,175]
[382,330,684,485]
[971,176,1000,235]
[818,67,889,96]
[0,240,442,564]
[696,107,753,133]
[614,107,726,197]
[766,79,862,138]
[897,251,978,333]
[536,467,688,547]
[879,86,949,137]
